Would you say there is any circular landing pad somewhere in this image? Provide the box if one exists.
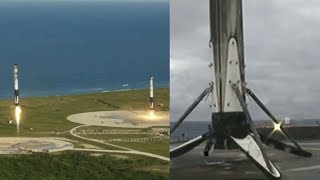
[67,111,169,128]
[171,140,320,180]
[0,137,74,154]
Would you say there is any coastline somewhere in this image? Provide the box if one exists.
[0,84,169,101]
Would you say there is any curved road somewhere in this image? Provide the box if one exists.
[69,125,169,162]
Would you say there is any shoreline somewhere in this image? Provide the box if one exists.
[0,86,169,101]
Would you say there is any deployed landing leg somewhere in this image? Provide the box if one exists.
[246,88,312,157]
[171,132,210,159]
[171,0,312,179]
[170,85,312,179]
[232,84,281,179]
[170,87,212,134]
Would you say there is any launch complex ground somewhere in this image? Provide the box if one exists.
[171,124,320,180]
[170,121,320,180]
[0,88,169,178]
[171,138,320,180]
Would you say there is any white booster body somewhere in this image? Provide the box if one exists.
[211,38,243,113]
[14,64,19,105]
[209,0,246,114]
[150,76,154,110]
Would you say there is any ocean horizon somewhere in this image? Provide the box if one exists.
[0,1,169,100]
[0,80,169,100]
[170,120,320,142]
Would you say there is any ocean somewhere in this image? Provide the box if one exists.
[170,120,320,142]
[0,1,169,99]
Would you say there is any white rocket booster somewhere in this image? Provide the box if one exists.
[14,64,19,106]
[150,76,154,110]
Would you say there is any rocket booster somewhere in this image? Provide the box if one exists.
[150,76,154,110]
[14,64,19,106]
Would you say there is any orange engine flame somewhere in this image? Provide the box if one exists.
[15,106,22,133]
[150,110,155,119]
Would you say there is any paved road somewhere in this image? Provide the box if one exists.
[71,148,170,161]
[69,125,169,162]
[171,141,320,180]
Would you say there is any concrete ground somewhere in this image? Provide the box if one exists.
[171,140,320,180]
[0,137,74,154]
[67,110,169,128]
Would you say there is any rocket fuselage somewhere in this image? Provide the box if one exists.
[209,0,248,147]
[14,64,19,106]
[150,76,154,110]
[210,0,245,112]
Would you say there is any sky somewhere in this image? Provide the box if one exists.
[171,0,320,122]
[0,0,168,2]
[0,0,169,98]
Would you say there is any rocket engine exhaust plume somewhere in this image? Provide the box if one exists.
[15,106,22,133]
[149,110,155,119]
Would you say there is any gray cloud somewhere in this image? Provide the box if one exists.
[171,0,320,122]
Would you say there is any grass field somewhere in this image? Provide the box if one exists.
[81,133,154,140]
[0,88,169,136]
[0,88,169,179]
[113,140,170,157]
[77,125,154,131]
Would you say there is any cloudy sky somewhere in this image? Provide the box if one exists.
[171,0,320,122]
[0,0,168,2]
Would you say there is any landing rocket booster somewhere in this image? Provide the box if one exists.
[150,76,154,110]
[14,64,19,106]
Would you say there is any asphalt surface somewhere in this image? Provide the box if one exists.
[171,140,320,180]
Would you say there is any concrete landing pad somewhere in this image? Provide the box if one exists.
[67,111,169,128]
[171,140,320,180]
[0,137,74,154]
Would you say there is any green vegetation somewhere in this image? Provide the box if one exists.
[0,152,169,180]
[76,125,170,156]
[113,140,170,157]
[0,88,170,179]
[0,88,169,136]
[81,133,154,140]
[77,125,152,131]
[64,133,123,150]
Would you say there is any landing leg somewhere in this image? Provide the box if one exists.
[232,84,281,179]
[247,88,312,157]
